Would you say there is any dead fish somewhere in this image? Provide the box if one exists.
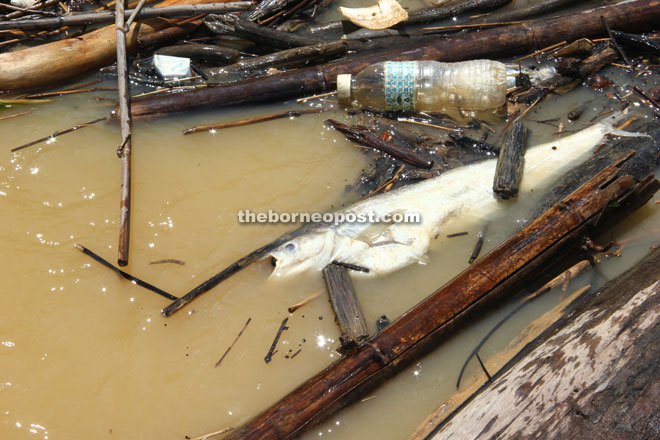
[268,112,644,278]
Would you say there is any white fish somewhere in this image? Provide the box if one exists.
[268,113,641,279]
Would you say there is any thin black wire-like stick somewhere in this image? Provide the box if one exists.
[600,16,632,67]
[215,317,252,367]
[264,317,289,363]
[74,244,178,301]
[11,117,107,152]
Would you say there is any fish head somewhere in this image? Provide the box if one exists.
[268,229,336,279]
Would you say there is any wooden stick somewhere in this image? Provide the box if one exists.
[127,0,660,118]
[323,264,369,352]
[24,87,116,99]
[183,109,326,135]
[0,110,31,121]
[288,290,324,313]
[0,2,251,31]
[221,153,658,440]
[74,244,179,300]
[493,121,530,199]
[215,317,251,367]
[325,119,434,169]
[115,0,132,268]
[264,317,289,363]
[11,117,107,152]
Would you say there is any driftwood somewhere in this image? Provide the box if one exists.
[207,40,350,77]
[219,155,660,439]
[128,0,660,118]
[0,2,250,31]
[470,0,587,24]
[428,247,660,440]
[493,121,529,199]
[115,0,132,267]
[206,13,326,48]
[0,0,227,91]
[323,264,369,352]
[308,0,512,35]
[325,119,434,169]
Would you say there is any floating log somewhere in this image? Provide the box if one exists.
[429,247,660,439]
[0,0,228,91]
[493,121,529,199]
[325,119,434,169]
[470,0,586,24]
[0,2,251,31]
[308,0,512,35]
[323,264,369,352]
[219,155,660,440]
[128,0,660,118]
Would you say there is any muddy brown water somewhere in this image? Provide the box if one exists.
[2,4,660,440]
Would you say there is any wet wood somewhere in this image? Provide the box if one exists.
[493,121,529,199]
[207,40,349,77]
[0,0,227,91]
[215,317,251,367]
[288,290,324,313]
[468,229,485,264]
[183,108,326,135]
[449,133,499,156]
[323,264,369,352]
[129,0,660,118]
[409,284,590,440]
[325,119,434,169]
[206,13,326,48]
[0,2,251,31]
[219,155,659,440]
[429,247,660,440]
[308,0,512,35]
[264,317,289,363]
[155,42,239,64]
[11,117,107,152]
[470,0,587,24]
[74,244,178,301]
[115,0,132,268]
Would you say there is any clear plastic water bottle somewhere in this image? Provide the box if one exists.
[336,60,553,112]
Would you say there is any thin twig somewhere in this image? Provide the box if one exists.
[74,244,178,301]
[264,317,289,363]
[183,109,326,135]
[355,164,405,203]
[601,16,631,67]
[288,290,324,313]
[215,317,251,367]
[11,117,107,152]
[513,40,566,62]
[123,0,146,30]
[0,110,31,121]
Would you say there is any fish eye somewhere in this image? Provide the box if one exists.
[285,243,296,253]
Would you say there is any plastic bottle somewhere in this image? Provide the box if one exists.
[336,60,554,112]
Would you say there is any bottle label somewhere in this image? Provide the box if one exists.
[384,61,416,111]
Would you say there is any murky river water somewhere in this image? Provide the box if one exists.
[2,1,660,439]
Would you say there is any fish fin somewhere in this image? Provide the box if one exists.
[353,210,405,244]
[607,129,653,139]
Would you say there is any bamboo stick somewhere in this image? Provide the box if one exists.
[220,154,659,440]
[128,0,660,118]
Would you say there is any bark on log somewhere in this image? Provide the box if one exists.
[128,0,660,118]
[323,264,369,352]
[0,0,229,91]
[493,121,529,199]
[219,156,660,440]
[429,247,660,440]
